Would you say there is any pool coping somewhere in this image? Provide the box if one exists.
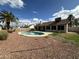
[18,31,52,37]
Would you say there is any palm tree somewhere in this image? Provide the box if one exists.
[15,17,19,26]
[67,14,75,27]
[0,11,18,30]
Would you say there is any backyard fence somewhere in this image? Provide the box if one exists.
[68,27,79,32]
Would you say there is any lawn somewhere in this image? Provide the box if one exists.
[51,32,79,46]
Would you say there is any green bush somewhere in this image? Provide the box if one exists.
[0,31,8,40]
[23,25,29,28]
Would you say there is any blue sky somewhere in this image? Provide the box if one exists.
[0,0,79,24]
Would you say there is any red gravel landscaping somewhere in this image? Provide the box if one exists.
[0,32,79,59]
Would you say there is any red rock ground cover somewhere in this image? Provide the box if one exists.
[0,32,79,59]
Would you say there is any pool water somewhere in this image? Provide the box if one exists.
[21,31,44,35]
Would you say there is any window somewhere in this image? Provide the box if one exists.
[42,26,45,31]
[52,26,56,30]
[46,26,50,30]
[38,26,41,30]
[35,27,37,30]
[58,25,64,30]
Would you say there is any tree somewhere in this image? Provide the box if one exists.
[74,19,79,27]
[0,10,18,30]
[67,14,75,27]
[15,17,19,27]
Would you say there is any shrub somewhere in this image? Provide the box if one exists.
[0,31,8,40]
[23,25,29,28]
[7,29,13,33]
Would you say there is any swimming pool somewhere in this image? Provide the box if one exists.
[18,31,48,37]
[21,31,44,35]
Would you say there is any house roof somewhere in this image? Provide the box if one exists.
[35,21,51,26]
[56,20,68,25]
[35,19,68,26]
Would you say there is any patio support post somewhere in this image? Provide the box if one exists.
[50,26,52,31]
[45,26,46,31]
[37,26,39,30]
[56,26,58,32]
[41,26,43,31]
[64,24,68,33]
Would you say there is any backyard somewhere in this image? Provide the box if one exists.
[0,30,79,59]
[0,0,79,59]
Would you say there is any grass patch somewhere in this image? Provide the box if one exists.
[62,33,79,44]
[52,32,60,36]
[51,32,79,46]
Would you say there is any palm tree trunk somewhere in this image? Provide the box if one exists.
[6,22,10,30]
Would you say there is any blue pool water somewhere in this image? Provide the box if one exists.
[21,31,44,35]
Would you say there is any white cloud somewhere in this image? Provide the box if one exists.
[49,17,57,21]
[71,5,79,18]
[33,11,38,14]
[33,18,39,21]
[32,18,47,24]
[19,18,48,25]
[52,7,70,19]
[0,0,8,5]
[0,0,24,8]
[51,5,79,21]
[19,19,32,25]
[19,18,39,25]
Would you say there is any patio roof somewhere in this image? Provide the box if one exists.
[35,19,68,26]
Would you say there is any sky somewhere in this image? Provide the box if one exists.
[0,0,79,24]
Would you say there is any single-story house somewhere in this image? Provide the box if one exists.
[35,17,69,33]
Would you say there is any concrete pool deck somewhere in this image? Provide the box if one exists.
[18,31,52,37]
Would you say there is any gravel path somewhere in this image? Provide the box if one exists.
[0,32,79,59]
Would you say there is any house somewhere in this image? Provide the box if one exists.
[0,21,17,29]
[35,17,69,33]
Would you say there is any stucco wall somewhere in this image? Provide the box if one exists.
[68,27,79,32]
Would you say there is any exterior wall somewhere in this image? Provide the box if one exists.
[35,24,79,33]
[35,24,68,33]
[35,25,64,32]
[68,27,79,32]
